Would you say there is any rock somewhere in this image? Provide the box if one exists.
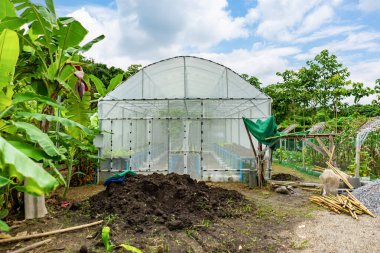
[79,245,88,253]
[275,186,290,194]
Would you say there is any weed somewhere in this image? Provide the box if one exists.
[104,213,119,225]
[185,228,199,239]
[242,203,254,213]
[201,218,210,228]
[291,239,309,249]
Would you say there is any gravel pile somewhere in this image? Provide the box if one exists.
[352,179,380,217]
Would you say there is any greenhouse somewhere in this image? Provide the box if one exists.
[97,56,272,181]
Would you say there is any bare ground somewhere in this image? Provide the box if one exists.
[1,163,379,252]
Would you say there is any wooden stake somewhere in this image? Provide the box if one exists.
[0,220,103,244]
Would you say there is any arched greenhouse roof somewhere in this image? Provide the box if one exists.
[103,56,270,100]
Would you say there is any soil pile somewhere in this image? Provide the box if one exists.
[353,179,380,216]
[89,173,250,231]
[271,173,301,181]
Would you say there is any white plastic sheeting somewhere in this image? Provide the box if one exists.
[98,56,271,182]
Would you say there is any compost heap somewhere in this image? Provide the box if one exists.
[89,173,250,231]
[271,173,301,181]
[353,179,380,217]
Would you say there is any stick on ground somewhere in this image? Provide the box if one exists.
[0,220,103,244]
[8,239,51,253]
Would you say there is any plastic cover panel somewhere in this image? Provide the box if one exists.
[103,56,269,100]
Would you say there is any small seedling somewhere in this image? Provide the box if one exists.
[102,226,113,252]
[101,226,142,253]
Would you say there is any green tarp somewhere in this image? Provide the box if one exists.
[243,117,311,147]
[243,116,280,146]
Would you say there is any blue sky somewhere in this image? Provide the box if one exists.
[49,0,380,102]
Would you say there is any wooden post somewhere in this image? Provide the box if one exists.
[258,142,264,187]
[244,123,258,188]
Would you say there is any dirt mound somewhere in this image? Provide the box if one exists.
[89,173,250,232]
[271,173,301,181]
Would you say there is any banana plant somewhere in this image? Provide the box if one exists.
[90,73,124,97]
[9,0,104,130]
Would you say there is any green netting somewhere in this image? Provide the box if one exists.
[242,116,280,145]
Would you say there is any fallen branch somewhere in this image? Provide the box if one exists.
[9,239,51,253]
[0,220,103,244]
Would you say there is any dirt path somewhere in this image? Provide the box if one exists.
[216,181,380,253]
[292,211,380,253]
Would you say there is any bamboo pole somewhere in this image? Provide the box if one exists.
[326,162,353,189]
[0,220,103,244]
[9,239,51,253]
[346,190,376,218]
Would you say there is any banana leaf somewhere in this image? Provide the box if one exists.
[89,74,106,96]
[15,112,92,135]
[12,121,62,157]
[0,136,59,195]
[107,74,123,93]
[13,92,65,109]
[0,29,19,85]
[0,0,17,20]
[56,18,87,50]
[7,140,59,161]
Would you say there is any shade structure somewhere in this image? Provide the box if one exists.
[97,56,272,182]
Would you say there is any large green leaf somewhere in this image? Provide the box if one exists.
[107,74,124,93]
[0,175,12,187]
[0,17,26,33]
[0,136,59,195]
[56,18,87,50]
[12,121,62,157]
[78,34,105,53]
[13,92,65,109]
[15,112,92,135]
[55,132,95,152]
[44,0,56,22]
[0,220,10,232]
[7,140,57,161]
[0,29,19,85]
[0,0,17,20]
[65,93,91,128]
[15,0,54,58]
[89,74,106,96]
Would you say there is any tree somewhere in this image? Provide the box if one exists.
[241,74,262,90]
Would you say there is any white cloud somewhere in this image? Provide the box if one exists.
[294,25,364,44]
[350,60,380,88]
[295,31,380,61]
[69,0,248,67]
[245,0,343,42]
[196,46,301,85]
[358,0,380,12]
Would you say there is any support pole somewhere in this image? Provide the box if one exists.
[355,135,361,178]
[244,123,257,188]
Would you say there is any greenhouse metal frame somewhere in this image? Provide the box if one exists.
[97,56,272,182]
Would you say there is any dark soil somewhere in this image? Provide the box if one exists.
[89,173,250,232]
[271,173,302,181]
